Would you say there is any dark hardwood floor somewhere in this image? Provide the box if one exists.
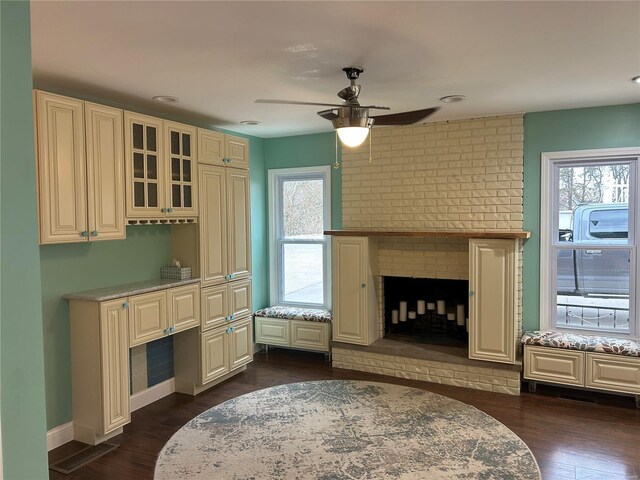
[49,349,640,480]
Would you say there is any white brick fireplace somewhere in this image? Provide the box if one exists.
[331,114,526,395]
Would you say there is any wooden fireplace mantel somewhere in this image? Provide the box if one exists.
[324,230,531,239]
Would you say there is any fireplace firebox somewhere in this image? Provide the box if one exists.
[383,276,469,347]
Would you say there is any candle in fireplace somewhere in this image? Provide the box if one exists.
[456,304,465,326]
[447,312,456,321]
[417,300,426,315]
[391,309,399,324]
[436,300,446,315]
[408,311,417,320]
[427,302,435,311]
[399,301,408,322]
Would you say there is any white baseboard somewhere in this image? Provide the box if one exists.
[131,377,175,412]
[47,421,74,451]
[48,378,176,451]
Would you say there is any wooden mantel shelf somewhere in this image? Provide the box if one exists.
[324,230,531,239]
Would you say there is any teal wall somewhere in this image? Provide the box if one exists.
[1,1,49,477]
[264,132,342,229]
[522,103,640,331]
[40,226,172,428]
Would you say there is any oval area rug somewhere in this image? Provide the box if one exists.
[155,380,540,479]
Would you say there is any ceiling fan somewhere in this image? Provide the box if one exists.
[256,67,440,148]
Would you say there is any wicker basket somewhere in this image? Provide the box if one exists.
[161,266,192,280]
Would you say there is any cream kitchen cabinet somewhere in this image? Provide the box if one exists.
[125,113,198,219]
[468,238,518,365]
[198,129,249,170]
[129,284,200,347]
[34,90,125,244]
[69,298,130,445]
[332,236,379,346]
[201,317,253,384]
[201,280,252,331]
[199,165,251,286]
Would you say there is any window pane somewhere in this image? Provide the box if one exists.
[133,152,144,178]
[171,131,180,155]
[283,243,323,305]
[146,126,156,151]
[557,164,629,244]
[282,179,324,239]
[182,133,191,156]
[132,123,143,150]
[147,155,157,180]
[556,249,630,332]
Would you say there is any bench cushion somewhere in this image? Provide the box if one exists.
[522,330,639,357]
[254,306,332,323]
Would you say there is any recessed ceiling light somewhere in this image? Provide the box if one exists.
[240,120,261,126]
[632,76,640,84]
[439,95,466,103]
[152,95,179,103]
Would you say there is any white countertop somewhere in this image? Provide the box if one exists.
[63,278,200,301]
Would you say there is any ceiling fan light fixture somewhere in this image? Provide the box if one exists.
[337,127,370,148]
[152,95,179,103]
[632,76,640,84]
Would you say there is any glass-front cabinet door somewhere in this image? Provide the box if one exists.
[165,121,198,216]
[124,112,165,218]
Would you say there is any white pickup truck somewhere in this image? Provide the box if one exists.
[557,203,629,297]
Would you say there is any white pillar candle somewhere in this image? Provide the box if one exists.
[417,300,426,315]
[437,300,446,315]
[399,301,408,322]
[391,309,399,324]
[456,304,465,326]
[447,312,456,321]
[427,302,436,311]
[408,311,417,320]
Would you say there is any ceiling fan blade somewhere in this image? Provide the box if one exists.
[371,107,440,126]
[358,105,391,111]
[317,109,338,121]
[255,99,349,108]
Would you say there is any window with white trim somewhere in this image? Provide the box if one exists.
[268,166,331,309]
[540,148,639,338]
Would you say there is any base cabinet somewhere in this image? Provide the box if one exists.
[255,317,331,353]
[201,317,252,384]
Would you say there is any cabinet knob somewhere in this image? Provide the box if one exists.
[163,328,169,335]
[161,208,167,213]
[469,291,475,297]
[226,326,235,334]
[170,326,176,333]
[230,314,236,320]
[122,302,129,309]
[228,158,233,163]
[81,231,89,238]
[167,207,173,213]
[361,283,366,288]
[91,230,98,237]
[229,273,235,279]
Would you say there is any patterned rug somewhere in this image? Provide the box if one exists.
[155,380,540,479]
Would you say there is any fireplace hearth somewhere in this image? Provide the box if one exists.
[383,276,469,347]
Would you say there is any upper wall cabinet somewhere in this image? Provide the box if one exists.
[34,90,125,244]
[124,113,198,219]
[198,129,249,170]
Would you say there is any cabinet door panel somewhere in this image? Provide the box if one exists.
[85,102,125,241]
[99,300,130,434]
[229,318,253,370]
[586,353,640,394]
[169,284,200,333]
[198,129,225,166]
[199,166,227,285]
[201,327,230,384]
[165,122,197,216]
[291,320,330,351]
[35,91,88,244]
[226,170,251,280]
[255,318,290,346]
[469,239,517,364]
[224,135,249,169]
[332,237,369,344]
[524,346,585,386]
[129,291,168,347]
[229,279,252,320]
[201,284,229,331]
[124,112,165,218]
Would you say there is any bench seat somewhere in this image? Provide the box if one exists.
[521,330,639,357]
[254,306,333,356]
[521,330,640,406]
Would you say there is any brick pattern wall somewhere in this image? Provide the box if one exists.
[332,348,521,395]
[342,115,524,231]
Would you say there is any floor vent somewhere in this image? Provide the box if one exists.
[49,443,118,474]
[557,394,597,404]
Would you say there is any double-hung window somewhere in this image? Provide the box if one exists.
[540,148,640,338]
[268,166,331,309]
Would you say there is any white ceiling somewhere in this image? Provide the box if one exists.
[30,1,640,138]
